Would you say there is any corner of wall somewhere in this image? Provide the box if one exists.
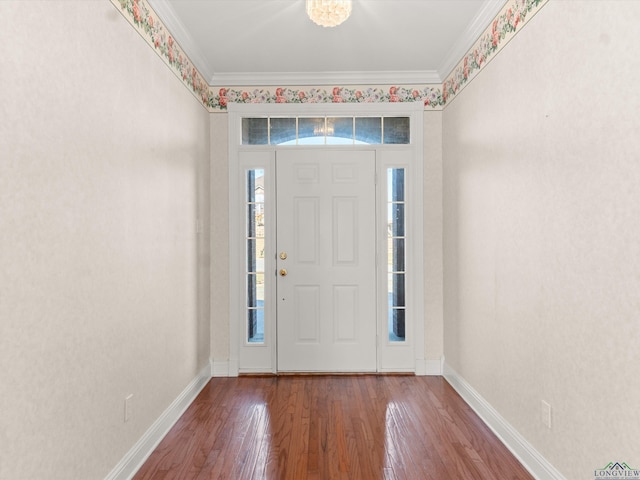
[443,363,567,480]
[105,365,211,480]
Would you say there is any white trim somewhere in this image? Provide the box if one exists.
[228,101,424,117]
[211,70,441,87]
[420,357,444,376]
[238,367,276,375]
[375,142,424,373]
[227,110,241,377]
[141,0,505,90]
[228,102,425,374]
[437,0,507,80]
[229,149,277,374]
[443,363,567,480]
[104,365,211,480]
[211,360,230,377]
[146,0,214,82]
[228,358,239,378]
[414,360,427,376]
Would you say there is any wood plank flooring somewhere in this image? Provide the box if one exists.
[134,375,533,479]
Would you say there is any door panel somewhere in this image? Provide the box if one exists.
[276,149,376,372]
[294,197,319,264]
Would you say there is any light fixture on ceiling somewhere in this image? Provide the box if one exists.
[306,0,352,28]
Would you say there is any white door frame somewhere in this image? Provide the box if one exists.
[227,102,425,376]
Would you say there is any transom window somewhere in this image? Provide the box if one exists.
[241,116,410,145]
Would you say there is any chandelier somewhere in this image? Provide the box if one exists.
[306,0,352,28]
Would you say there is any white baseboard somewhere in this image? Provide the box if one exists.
[228,358,239,377]
[424,356,444,376]
[414,357,444,376]
[442,363,566,480]
[104,365,211,480]
[211,359,230,377]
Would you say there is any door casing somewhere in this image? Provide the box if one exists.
[227,102,425,375]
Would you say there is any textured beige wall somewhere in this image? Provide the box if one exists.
[443,2,640,478]
[423,111,444,363]
[210,114,230,362]
[0,2,210,479]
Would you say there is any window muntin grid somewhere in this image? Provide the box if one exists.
[246,169,265,343]
[388,168,406,342]
[241,116,409,145]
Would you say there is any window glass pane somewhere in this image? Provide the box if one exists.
[298,117,325,144]
[248,309,264,343]
[247,171,256,203]
[389,274,405,307]
[327,117,353,143]
[387,167,406,342]
[247,204,256,236]
[383,117,410,144]
[255,273,264,298]
[247,273,265,304]
[355,117,382,144]
[255,234,264,266]
[253,169,265,201]
[242,118,268,145]
[247,169,265,344]
[389,168,405,201]
[247,237,265,272]
[388,203,405,236]
[241,116,410,145]
[389,308,405,341]
[270,117,297,145]
[247,238,257,271]
[247,273,257,307]
[388,238,405,272]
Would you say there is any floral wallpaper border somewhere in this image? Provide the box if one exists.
[111,0,548,112]
[443,0,549,105]
[110,0,210,106]
[212,85,445,110]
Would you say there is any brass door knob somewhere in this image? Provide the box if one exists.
[279,269,288,277]
[280,252,288,260]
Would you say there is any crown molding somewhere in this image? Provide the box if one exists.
[209,70,442,87]
[114,0,547,111]
[146,0,440,87]
[437,0,508,80]
[146,0,214,82]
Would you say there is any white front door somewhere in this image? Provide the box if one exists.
[276,149,377,372]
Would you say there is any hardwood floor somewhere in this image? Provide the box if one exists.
[134,375,533,479]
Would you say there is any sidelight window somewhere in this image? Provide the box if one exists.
[246,169,265,343]
[388,168,406,342]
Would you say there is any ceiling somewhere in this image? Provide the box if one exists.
[147,0,506,86]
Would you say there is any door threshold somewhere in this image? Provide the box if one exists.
[274,372,415,377]
[242,371,416,377]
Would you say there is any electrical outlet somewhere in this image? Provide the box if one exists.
[541,400,552,429]
[124,394,134,423]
